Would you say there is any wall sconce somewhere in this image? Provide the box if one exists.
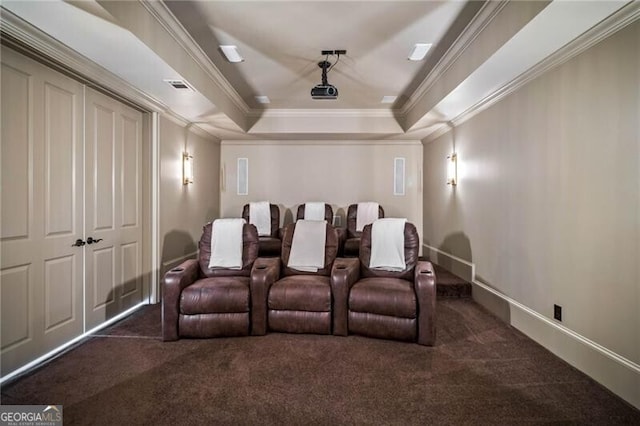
[183,152,193,185]
[446,153,457,186]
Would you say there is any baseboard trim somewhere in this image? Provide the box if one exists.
[0,302,148,385]
[472,280,640,410]
[422,244,475,282]
[161,251,197,274]
[426,245,640,410]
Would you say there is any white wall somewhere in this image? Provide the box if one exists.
[159,115,221,274]
[423,21,639,405]
[220,141,423,240]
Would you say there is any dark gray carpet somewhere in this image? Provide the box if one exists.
[2,299,638,425]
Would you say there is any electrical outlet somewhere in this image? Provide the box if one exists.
[554,304,562,322]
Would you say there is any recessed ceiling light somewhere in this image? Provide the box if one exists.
[381,96,397,104]
[255,95,270,104]
[219,45,244,63]
[408,43,432,61]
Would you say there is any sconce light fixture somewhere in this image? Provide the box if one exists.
[183,152,193,185]
[446,153,457,186]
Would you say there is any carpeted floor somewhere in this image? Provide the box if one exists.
[2,299,638,425]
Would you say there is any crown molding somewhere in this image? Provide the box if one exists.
[0,8,221,140]
[161,110,221,141]
[0,7,168,114]
[423,0,640,144]
[399,0,508,117]
[221,139,422,146]
[140,0,251,115]
[248,108,398,119]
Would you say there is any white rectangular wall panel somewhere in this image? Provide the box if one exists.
[394,157,405,196]
[237,157,248,195]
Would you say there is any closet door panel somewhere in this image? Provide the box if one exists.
[85,90,119,328]
[119,107,143,310]
[1,48,84,375]
[40,68,84,350]
[1,62,31,241]
[85,89,143,327]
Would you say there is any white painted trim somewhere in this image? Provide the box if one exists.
[150,112,161,304]
[161,251,198,271]
[422,244,475,282]
[428,244,640,409]
[472,279,640,410]
[0,9,167,114]
[221,139,422,146]
[0,302,149,385]
[140,0,250,115]
[248,108,398,119]
[160,110,221,141]
[423,1,640,144]
[399,1,508,116]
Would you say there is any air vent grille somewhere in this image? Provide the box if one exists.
[164,79,193,91]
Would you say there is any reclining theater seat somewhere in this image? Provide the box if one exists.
[162,221,259,341]
[344,222,436,346]
[295,203,333,222]
[343,203,385,257]
[242,203,281,257]
[253,221,339,335]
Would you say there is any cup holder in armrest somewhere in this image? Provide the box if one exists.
[171,267,184,272]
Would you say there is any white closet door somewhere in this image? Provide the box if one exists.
[84,88,143,329]
[1,48,84,375]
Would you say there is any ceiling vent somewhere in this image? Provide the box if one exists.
[164,79,193,91]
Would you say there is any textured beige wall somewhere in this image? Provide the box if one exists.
[159,115,220,273]
[220,141,423,241]
[423,21,639,363]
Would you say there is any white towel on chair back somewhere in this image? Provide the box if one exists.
[249,201,271,236]
[287,220,327,272]
[369,218,406,272]
[304,202,326,221]
[209,218,245,269]
[356,202,379,232]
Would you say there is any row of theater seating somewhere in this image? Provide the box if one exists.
[242,203,385,257]
[163,219,437,346]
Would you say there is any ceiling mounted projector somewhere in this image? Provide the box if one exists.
[311,50,345,100]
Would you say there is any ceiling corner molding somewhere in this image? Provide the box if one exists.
[400,0,508,117]
[249,108,398,119]
[0,8,168,114]
[140,0,250,115]
[161,110,221,141]
[428,0,640,143]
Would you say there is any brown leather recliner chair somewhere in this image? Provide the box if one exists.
[295,203,333,222]
[242,203,281,257]
[343,204,385,257]
[251,221,339,335]
[333,222,437,346]
[162,222,259,341]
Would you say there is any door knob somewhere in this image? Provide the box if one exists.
[72,239,86,247]
[86,237,103,244]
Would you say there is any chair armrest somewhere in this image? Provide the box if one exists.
[250,257,281,335]
[331,257,360,336]
[162,259,199,341]
[414,261,436,346]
